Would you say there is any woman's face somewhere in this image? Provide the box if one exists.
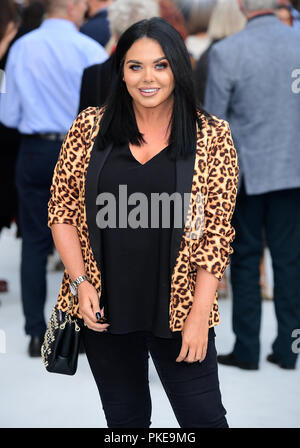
[123,37,175,110]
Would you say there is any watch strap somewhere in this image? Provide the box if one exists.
[70,275,90,295]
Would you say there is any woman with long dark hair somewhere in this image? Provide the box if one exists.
[48,17,238,428]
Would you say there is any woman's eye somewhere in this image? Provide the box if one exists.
[155,63,168,70]
[128,63,168,71]
[129,65,141,71]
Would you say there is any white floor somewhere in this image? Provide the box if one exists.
[0,225,299,428]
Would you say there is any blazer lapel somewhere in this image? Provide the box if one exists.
[85,135,113,270]
[170,150,197,277]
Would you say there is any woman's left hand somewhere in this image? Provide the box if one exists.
[176,311,209,363]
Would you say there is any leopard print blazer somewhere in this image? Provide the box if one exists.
[48,106,238,332]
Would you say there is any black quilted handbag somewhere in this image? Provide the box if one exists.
[41,295,83,375]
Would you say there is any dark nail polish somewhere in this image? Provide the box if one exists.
[96,312,101,320]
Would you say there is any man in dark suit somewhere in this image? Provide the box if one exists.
[79,55,114,111]
[80,0,112,47]
[205,0,300,370]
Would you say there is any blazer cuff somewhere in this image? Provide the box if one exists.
[189,232,234,280]
[48,201,78,228]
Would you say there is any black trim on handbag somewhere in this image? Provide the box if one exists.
[41,295,83,375]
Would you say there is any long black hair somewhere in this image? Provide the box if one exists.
[98,17,209,159]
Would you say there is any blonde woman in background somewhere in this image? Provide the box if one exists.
[194,0,246,105]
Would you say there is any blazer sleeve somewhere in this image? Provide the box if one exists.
[48,108,98,228]
[189,120,239,280]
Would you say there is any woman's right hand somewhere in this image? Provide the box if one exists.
[78,281,110,332]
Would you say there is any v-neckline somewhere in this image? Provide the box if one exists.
[127,143,169,166]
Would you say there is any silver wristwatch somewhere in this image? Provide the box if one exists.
[69,275,90,296]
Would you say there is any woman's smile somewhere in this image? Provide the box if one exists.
[138,87,161,97]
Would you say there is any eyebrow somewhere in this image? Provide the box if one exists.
[126,57,167,65]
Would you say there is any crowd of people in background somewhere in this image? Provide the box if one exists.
[0,0,299,370]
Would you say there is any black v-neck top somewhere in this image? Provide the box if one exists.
[97,141,181,338]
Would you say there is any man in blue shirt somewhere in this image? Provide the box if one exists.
[80,0,113,47]
[0,0,108,357]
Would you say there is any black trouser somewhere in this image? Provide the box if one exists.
[230,182,300,367]
[15,137,61,337]
[82,327,228,428]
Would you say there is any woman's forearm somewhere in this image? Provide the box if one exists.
[189,267,219,324]
[51,223,86,283]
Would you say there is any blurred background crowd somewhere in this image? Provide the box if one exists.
[0,0,300,374]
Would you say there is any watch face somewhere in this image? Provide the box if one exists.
[70,283,77,296]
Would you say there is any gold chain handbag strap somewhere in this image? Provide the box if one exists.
[59,294,81,331]
[59,293,75,329]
